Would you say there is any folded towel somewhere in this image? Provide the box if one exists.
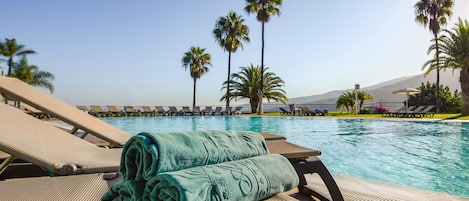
[143,154,298,201]
[120,130,269,181]
[101,180,145,201]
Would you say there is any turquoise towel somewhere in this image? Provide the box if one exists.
[101,180,145,201]
[120,130,269,181]
[143,154,299,201]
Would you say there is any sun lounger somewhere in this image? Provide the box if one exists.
[0,103,122,177]
[192,106,201,115]
[0,172,121,201]
[201,106,213,115]
[181,106,193,116]
[76,105,89,113]
[299,106,315,116]
[90,105,111,117]
[415,105,435,117]
[289,104,302,116]
[392,105,416,118]
[266,139,344,201]
[22,103,52,119]
[106,105,126,117]
[232,106,243,115]
[154,106,167,116]
[167,106,180,116]
[123,106,139,116]
[221,106,232,115]
[212,106,222,115]
[383,106,404,117]
[279,107,292,115]
[141,106,156,116]
[0,77,130,147]
[400,105,426,118]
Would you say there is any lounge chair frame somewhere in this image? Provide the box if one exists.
[0,77,131,147]
[0,103,121,176]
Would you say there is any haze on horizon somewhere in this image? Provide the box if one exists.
[1,0,468,106]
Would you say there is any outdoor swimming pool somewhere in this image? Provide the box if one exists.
[103,116,469,198]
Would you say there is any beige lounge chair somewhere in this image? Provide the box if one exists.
[0,172,120,201]
[0,77,131,147]
[154,106,167,116]
[90,105,111,117]
[76,105,89,113]
[141,106,156,116]
[0,103,122,176]
[106,105,126,117]
[123,106,139,116]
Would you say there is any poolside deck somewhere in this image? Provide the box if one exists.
[286,173,469,201]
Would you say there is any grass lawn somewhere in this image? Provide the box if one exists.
[248,112,469,120]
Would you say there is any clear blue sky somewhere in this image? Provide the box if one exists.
[1,0,468,106]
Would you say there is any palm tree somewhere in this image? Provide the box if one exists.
[0,38,36,76]
[245,0,282,115]
[336,91,354,113]
[11,57,55,93]
[336,90,374,113]
[357,90,374,110]
[220,64,286,113]
[425,18,469,114]
[414,0,454,113]
[213,11,250,109]
[181,46,212,109]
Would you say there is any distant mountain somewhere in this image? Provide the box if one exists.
[288,70,461,105]
[241,70,460,113]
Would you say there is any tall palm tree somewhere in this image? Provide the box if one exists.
[221,64,286,113]
[425,18,469,114]
[414,0,454,113]
[0,38,36,76]
[11,57,55,93]
[181,46,212,109]
[245,0,282,115]
[213,11,250,109]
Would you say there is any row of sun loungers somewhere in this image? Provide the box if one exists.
[383,105,435,118]
[0,76,345,200]
[77,105,244,117]
[279,104,329,116]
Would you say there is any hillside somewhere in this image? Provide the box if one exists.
[288,70,461,105]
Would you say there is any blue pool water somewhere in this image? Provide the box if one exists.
[103,116,469,198]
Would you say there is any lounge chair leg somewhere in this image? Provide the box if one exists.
[0,155,15,175]
[291,156,344,201]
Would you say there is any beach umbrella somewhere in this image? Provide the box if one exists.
[392,88,421,108]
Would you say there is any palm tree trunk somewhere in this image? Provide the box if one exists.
[8,57,14,76]
[226,52,231,108]
[435,33,441,113]
[250,99,258,113]
[460,70,469,115]
[193,78,197,109]
[257,21,265,115]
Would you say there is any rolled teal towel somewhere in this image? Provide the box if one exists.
[143,154,299,201]
[101,180,145,201]
[120,130,269,181]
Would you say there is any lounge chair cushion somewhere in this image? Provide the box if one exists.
[120,131,269,181]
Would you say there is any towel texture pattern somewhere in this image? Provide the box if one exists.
[144,154,299,201]
[120,131,269,181]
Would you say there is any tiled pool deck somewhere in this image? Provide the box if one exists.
[295,173,469,201]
